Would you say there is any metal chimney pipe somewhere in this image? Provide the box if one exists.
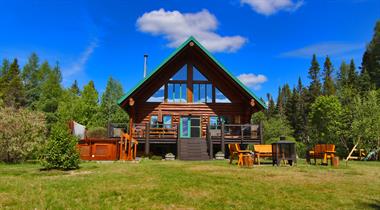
[143,54,148,78]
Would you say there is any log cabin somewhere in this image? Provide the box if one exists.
[118,36,267,160]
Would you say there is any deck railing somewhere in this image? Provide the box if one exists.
[133,123,178,139]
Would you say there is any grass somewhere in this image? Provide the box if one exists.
[1,160,379,210]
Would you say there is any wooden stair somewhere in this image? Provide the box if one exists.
[179,138,210,160]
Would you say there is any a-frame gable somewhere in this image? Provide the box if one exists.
[118,36,267,110]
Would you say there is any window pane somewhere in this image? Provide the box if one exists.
[206,84,212,103]
[150,116,158,128]
[215,88,231,103]
[181,117,189,137]
[175,83,183,102]
[200,84,206,103]
[167,84,174,102]
[193,84,199,103]
[171,65,187,80]
[147,86,164,102]
[193,66,207,81]
[163,115,172,128]
[210,116,218,129]
[181,84,187,102]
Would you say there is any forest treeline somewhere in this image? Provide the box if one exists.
[254,21,380,157]
[0,21,379,164]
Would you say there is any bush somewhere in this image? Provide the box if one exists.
[40,124,80,170]
[87,127,108,138]
[0,107,46,163]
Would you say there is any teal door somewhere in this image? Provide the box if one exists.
[180,117,201,138]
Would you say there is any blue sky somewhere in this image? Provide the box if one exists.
[0,0,379,99]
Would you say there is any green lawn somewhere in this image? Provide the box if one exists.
[1,160,379,210]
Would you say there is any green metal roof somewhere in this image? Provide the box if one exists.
[118,36,267,109]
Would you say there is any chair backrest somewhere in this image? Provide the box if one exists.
[326,144,335,152]
[254,144,272,153]
[228,144,237,154]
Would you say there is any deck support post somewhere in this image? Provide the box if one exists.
[177,124,180,160]
[221,122,225,155]
[259,121,264,144]
[144,123,150,155]
[207,125,213,159]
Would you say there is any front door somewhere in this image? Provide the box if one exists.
[180,116,201,138]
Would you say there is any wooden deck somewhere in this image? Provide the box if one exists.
[133,122,263,159]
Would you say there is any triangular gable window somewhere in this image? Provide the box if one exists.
[147,85,164,102]
[215,88,231,103]
[170,65,187,80]
[193,66,207,81]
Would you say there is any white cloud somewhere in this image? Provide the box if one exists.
[136,9,247,53]
[237,73,267,90]
[62,39,98,79]
[241,0,303,16]
[280,42,364,58]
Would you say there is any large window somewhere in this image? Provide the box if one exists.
[168,83,187,102]
[146,64,232,104]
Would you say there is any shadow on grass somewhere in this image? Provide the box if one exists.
[359,199,380,210]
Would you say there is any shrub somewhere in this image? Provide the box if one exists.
[0,107,46,163]
[87,127,108,138]
[40,124,80,170]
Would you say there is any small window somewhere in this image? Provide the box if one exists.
[199,84,206,103]
[193,84,199,103]
[167,84,174,102]
[163,115,172,128]
[215,88,231,103]
[170,65,187,80]
[210,116,218,129]
[150,116,159,128]
[180,84,187,103]
[193,66,207,81]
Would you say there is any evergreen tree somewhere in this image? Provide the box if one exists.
[0,59,11,105]
[362,21,380,88]
[99,77,129,126]
[308,54,322,102]
[266,93,276,118]
[358,66,372,92]
[337,61,349,90]
[348,59,358,89]
[69,80,80,95]
[22,53,40,108]
[81,80,99,126]
[36,62,63,127]
[322,56,336,96]
[1,59,25,108]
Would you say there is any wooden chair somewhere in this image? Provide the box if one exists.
[308,144,335,165]
[253,144,273,165]
[228,144,252,166]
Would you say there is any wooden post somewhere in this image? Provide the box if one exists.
[177,124,180,160]
[221,122,225,154]
[207,125,213,159]
[145,123,150,155]
[241,125,244,145]
[259,121,264,144]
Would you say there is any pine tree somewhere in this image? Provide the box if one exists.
[348,59,358,89]
[36,62,63,127]
[1,59,25,108]
[0,59,11,105]
[266,93,276,118]
[81,80,100,126]
[22,53,40,108]
[358,67,372,92]
[308,54,322,102]
[69,80,80,95]
[322,56,336,95]
[337,61,349,90]
[99,77,129,126]
[362,21,380,88]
